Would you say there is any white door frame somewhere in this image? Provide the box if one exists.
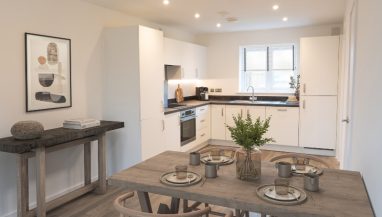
[338,0,357,169]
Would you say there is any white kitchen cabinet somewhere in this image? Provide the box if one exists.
[164,37,207,80]
[299,96,337,149]
[211,105,226,140]
[266,107,299,147]
[225,105,244,141]
[103,25,165,168]
[141,118,165,160]
[196,105,210,144]
[164,38,184,66]
[246,106,266,121]
[164,113,181,152]
[300,36,340,96]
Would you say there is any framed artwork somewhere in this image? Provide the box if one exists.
[25,33,72,112]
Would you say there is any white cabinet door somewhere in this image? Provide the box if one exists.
[266,107,299,147]
[139,26,164,120]
[299,96,337,149]
[300,36,340,96]
[211,105,226,140]
[194,45,207,79]
[246,106,266,121]
[164,113,181,152]
[225,105,245,141]
[141,118,165,160]
[164,38,184,66]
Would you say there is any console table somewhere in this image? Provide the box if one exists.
[0,121,124,217]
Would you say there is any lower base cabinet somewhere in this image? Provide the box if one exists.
[211,105,226,140]
[164,113,181,152]
[299,96,337,149]
[266,107,299,147]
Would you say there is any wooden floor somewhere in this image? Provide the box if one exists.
[48,146,339,217]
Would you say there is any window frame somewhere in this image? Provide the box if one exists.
[239,43,298,94]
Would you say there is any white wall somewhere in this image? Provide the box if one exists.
[0,1,194,216]
[195,24,341,96]
[348,0,382,215]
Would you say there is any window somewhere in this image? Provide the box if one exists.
[239,44,297,93]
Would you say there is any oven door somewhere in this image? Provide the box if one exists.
[180,116,196,146]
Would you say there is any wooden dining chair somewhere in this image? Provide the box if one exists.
[269,153,331,168]
[114,192,234,217]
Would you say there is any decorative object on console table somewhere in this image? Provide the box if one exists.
[63,118,100,129]
[11,121,44,140]
[175,84,184,103]
[226,114,274,181]
[289,74,300,101]
[25,33,72,112]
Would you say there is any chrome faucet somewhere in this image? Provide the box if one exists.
[247,86,256,103]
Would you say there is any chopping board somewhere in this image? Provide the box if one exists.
[175,84,184,103]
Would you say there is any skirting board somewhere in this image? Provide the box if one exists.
[209,139,336,157]
[1,176,100,217]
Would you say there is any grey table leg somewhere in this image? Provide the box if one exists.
[17,154,29,217]
[84,142,91,185]
[170,197,180,214]
[36,146,46,217]
[96,134,107,194]
[137,191,153,213]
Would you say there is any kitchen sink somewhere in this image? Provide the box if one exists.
[229,100,287,105]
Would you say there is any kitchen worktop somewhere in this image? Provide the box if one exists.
[164,99,299,115]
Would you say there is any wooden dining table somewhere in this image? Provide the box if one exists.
[110,151,374,217]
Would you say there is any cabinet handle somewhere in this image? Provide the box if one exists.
[201,133,206,137]
[241,109,243,116]
[247,109,249,117]
[302,100,306,109]
[221,108,224,117]
[303,83,306,93]
[277,109,287,112]
[200,108,205,112]
[162,120,165,131]
[200,119,205,123]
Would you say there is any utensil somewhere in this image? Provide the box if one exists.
[304,172,319,192]
[274,178,289,195]
[275,161,292,178]
[189,152,201,166]
[175,165,188,179]
[205,162,219,178]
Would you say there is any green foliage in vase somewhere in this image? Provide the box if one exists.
[226,114,274,151]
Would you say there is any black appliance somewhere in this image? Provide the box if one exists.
[180,109,196,146]
[196,87,209,101]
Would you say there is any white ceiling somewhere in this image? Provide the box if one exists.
[83,0,347,34]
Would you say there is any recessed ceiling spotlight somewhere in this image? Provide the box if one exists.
[282,17,288,22]
[163,0,170,5]
[194,13,200,19]
[216,23,222,28]
[272,5,279,10]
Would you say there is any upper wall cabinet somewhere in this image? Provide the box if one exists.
[164,38,207,80]
[300,36,340,96]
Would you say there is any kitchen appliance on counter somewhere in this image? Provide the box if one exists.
[180,108,196,146]
[196,87,209,101]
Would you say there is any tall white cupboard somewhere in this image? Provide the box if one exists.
[299,36,340,150]
[102,26,165,173]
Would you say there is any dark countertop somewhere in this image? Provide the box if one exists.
[164,100,299,115]
[0,121,124,154]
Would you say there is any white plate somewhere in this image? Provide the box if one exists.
[264,186,301,201]
[292,165,318,174]
[201,155,232,164]
[165,172,198,184]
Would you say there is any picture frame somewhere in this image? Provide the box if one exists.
[25,33,72,112]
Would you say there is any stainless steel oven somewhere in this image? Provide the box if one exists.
[180,108,196,146]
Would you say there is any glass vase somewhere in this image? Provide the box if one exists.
[235,148,262,181]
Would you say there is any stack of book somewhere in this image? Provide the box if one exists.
[63,118,100,129]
